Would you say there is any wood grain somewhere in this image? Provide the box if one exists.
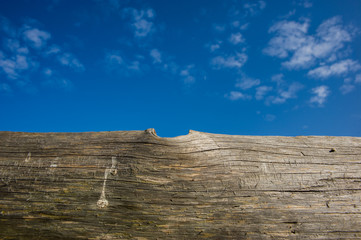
[0,129,360,239]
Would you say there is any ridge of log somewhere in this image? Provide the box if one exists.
[0,129,360,239]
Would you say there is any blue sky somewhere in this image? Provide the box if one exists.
[1,0,361,137]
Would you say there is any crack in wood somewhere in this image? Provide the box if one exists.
[97,157,118,208]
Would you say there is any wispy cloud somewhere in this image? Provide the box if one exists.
[151,51,197,84]
[58,52,85,72]
[298,0,313,8]
[105,51,144,75]
[43,68,53,77]
[225,91,251,101]
[5,39,29,54]
[262,73,303,104]
[211,52,248,69]
[310,85,330,106]
[229,32,245,45]
[231,22,249,30]
[236,74,260,90]
[267,82,303,104]
[263,18,310,61]
[255,85,272,100]
[23,28,51,49]
[44,45,61,56]
[243,0,266,16]
[123,8,156,38]
[0,16,84,92]
[356,74,361,84]
[180,64,196,84]
[339,78,355,95]
[150,48,162,63]
[40,68,75,91]
[213,24,226,33]
[44,44,85,72]
[308,59,361,79]
[93,0,128,14]
[0,50,36,79]
[205,41,222,52]
[264,16,355,70]
[271,73,285,86]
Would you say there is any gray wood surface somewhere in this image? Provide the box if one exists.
[0,129,360,239]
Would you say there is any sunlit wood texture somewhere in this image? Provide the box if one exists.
[0,129,360,239]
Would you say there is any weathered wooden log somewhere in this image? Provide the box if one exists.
[0,129,360,239]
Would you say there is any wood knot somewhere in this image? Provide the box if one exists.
[97,198,109,208]
[329,148,336,153]
[145,128,157,136]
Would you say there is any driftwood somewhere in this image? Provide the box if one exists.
[0,129,360,239]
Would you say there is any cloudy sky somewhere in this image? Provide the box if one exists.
[1,0,361,137]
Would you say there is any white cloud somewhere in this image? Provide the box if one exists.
[124,8,156,38]
[232,21,240,28]
[264,16,355,70]
[263,19,310,59]
[94,0,124,11]
[133,19,153,38]
[210,44,220,52]
[310,85,330,106]
[255,85,272,100]
[105,51,143,74]
[0,17,85,92]
[44,45,61,56]
[213,24,226,33]
[127,60,140,71]
[243,0,266,16]
[298,0,313,8]
[106,53,123,66]
[279,82,303,99]
[211,52,248,69]
[4,39,29,54]
[231,21,249,30]
[236,75,260,90]
[229,32,245,45]
[146,9,155,18]
[41,67,73,90]
[58,53,85,72]
[180,64,196,83]
[355,74,361,84]
[267,82,303,104]
[14,55,29,70]
[280,10,296,19]
[0,52,33,79]
[240,23,250,30]
[339,78,355,95]
[271,73,285,86]
[161,61,179,75]
[43,45,85,72]
[225,91,251,101]
[23,28,51,49]
[205,41,222,52]
[43,68,53,77]
[340,83,354,95]
[308,59,361,79]
[150,49,162,63]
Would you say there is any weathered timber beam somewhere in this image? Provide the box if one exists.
[0,129,361,239]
